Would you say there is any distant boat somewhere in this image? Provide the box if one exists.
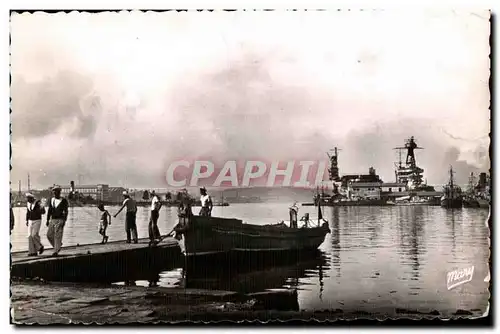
[477,198,490,209]
[394,195,433,206]
[174,204,330,257]
[441,166,463,209]
[463,172,490,209]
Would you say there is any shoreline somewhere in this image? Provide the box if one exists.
[11,281,485,324]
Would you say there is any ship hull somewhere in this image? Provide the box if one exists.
[477,199,490,209]
[175,216,330,257]
[306,199,391,207]
[440,198,463,209]
[463,198,480,208]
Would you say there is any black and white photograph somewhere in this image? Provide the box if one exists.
[9,9,491,324]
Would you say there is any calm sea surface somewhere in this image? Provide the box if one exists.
[11,203,490,316]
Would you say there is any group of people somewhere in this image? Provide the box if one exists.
[20,185,69,257]
[12,186,214,256]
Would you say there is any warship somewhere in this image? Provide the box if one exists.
[307,136,442,207]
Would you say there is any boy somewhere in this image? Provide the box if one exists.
[98,204,111,243]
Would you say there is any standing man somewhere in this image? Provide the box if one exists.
[26,193,45,256]
[10,193,14,233]
[46,185,69,256]
[148,190,162,245]
[199,187,213,217]
[114,191,138,243]
[289,202,299,228]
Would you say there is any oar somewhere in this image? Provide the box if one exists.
[158,225,178,242]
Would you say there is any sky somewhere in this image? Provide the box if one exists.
[10,10,491,190]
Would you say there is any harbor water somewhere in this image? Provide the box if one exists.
[11,203,490,316]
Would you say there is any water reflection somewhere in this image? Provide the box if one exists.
[397,206,426,281]
[328,207,341,278]
[183,250,329,294]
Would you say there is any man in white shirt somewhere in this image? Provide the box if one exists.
[26,193,45,256]
[199,187,213,217]
[114,191,138,243]
[149,190,162,245]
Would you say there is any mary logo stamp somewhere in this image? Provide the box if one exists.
[447,266,474,290]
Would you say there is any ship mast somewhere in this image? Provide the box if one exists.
[327,147,341,182]
[467,172,475,194]
[449,166,455,198]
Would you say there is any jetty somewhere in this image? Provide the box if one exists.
[11,237,183,283]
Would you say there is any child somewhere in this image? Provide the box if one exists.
[98,204,111,243]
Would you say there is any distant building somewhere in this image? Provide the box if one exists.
[380,183,406,193]
[108,187,127,203]
[340,167,383,189]
[347,182,382,200]
[60,184,109,201]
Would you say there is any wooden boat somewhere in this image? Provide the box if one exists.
[174,205,331,257]
[441,166,463,209]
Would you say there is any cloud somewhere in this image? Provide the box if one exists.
[9,10,491,189]
[11,70,100,139]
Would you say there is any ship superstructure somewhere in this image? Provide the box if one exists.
[441,166,463,208]
[393,136,432,190]
[327,147,341,182]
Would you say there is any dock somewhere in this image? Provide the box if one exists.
[11,237,183,283]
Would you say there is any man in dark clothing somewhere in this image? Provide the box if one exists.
[114,191,138,243]
[289,202,299,228]
[46,185,69,256]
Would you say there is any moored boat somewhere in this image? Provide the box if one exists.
[462,172,490,209]
[477,198,490,209]
[462,197,480,208]
[174,205,331,257]
[441,166,463,209]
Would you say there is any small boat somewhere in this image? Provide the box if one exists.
[174,204,331,257]
[441,166,463,209]
[393,195,434,206]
